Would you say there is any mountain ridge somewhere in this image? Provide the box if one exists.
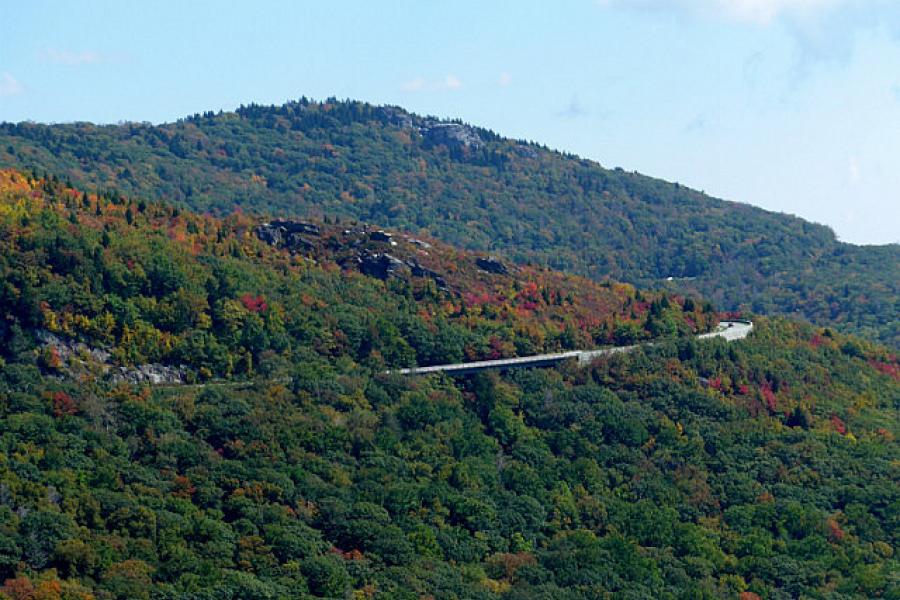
[2,98,896,346]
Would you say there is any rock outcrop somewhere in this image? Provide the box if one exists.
[355,252,449,291]
[422,122,482,148]
[381,106,415,130]
[37,329,111,366]
[37,330,188,385]
[369,231,393,243]
[108,364,189,385]
[256,219,320,252]
[476,256,510,275]
[358,252,408,280]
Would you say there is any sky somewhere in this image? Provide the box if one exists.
[1,0,898,245]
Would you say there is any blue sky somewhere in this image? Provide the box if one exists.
[1,0,898,244]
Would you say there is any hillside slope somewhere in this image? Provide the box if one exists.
[0,170,708,382]
[1,99,897,346]
[0,171,897,599]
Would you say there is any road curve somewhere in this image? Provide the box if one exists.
[389,320,753,376]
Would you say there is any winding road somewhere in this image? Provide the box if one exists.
[390,320,753,376]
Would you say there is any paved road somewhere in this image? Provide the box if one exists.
[390,320,753,376]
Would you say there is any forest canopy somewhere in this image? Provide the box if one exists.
[0,170,897,599]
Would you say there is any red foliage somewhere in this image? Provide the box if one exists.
[869,360,900,381]
[737,384,750,395]
[51,391,78,417]
[830,414,847,435]
[240,293,268,313]
[707,377,723,391]
[739,593,762,600]
[487,336,505,360]
[810,334,824,348]
[760,383,777,412]
[516,282,541,303]
[463,292,499,308]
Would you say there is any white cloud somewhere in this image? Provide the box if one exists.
[599,0,900,78]
[0,73,24,97]
[716,0,845,24]
[401,77,427,92]
[441,74,462,90]
[498,72,513,87]
[401,74,463,92]
[41,48,105,65]
[596,0,849,24]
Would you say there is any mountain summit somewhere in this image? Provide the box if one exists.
[2,99,896,346]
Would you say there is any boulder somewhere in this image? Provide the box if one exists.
[408,260,450,292]
[369,230,393,243]
[256,219,320,251]
[359,253,408,280]
[476,256,509,275]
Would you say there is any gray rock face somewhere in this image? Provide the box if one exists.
[476,256,510,275]
[422,122,482,148]
[381,108,482,148]
[381,107,415,130]
[355,252,449,291]
[514,145,539,159]
[407,237,432,250]
[37,329,111,365]
[256,219,320,252]
[37,329,188,385]
[358,252,408,280]
[108,364,188,385]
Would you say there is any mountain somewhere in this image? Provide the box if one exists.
[0,170,897,599]
[1,99,897,347]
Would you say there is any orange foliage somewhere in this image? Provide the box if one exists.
[488,552,537,579]
[172,475,196,499]
[827,518,845,542]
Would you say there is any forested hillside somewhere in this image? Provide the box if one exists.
[0,170,708,382]
[0,171,898,599]
[1,99,896,346]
